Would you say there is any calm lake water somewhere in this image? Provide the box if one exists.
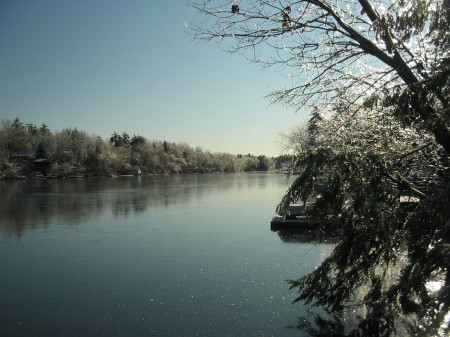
[0,172,333,337]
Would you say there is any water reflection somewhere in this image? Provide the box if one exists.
[0,173,335,337]
[0,174,269,237]
[274,229,340,244]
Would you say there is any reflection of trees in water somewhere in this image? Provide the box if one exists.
[0,179,111,237]
[274,229,339,245]
[276,229,414,337]
[0,173,268,237]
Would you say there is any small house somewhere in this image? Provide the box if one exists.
[12,150,37,163]
[127,166,142,176]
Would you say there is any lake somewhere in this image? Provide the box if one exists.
[0,172,333,337]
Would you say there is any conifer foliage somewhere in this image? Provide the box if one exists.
[190,1,449,335]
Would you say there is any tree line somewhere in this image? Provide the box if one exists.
[0,118,291,178]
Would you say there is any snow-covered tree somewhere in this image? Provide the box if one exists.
[190,1,449,335]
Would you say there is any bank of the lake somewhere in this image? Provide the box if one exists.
[0,172,333,337]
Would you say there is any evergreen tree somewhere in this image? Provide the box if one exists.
[163,140,169,154]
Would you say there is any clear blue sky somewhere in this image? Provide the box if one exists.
[0,0,306,156]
